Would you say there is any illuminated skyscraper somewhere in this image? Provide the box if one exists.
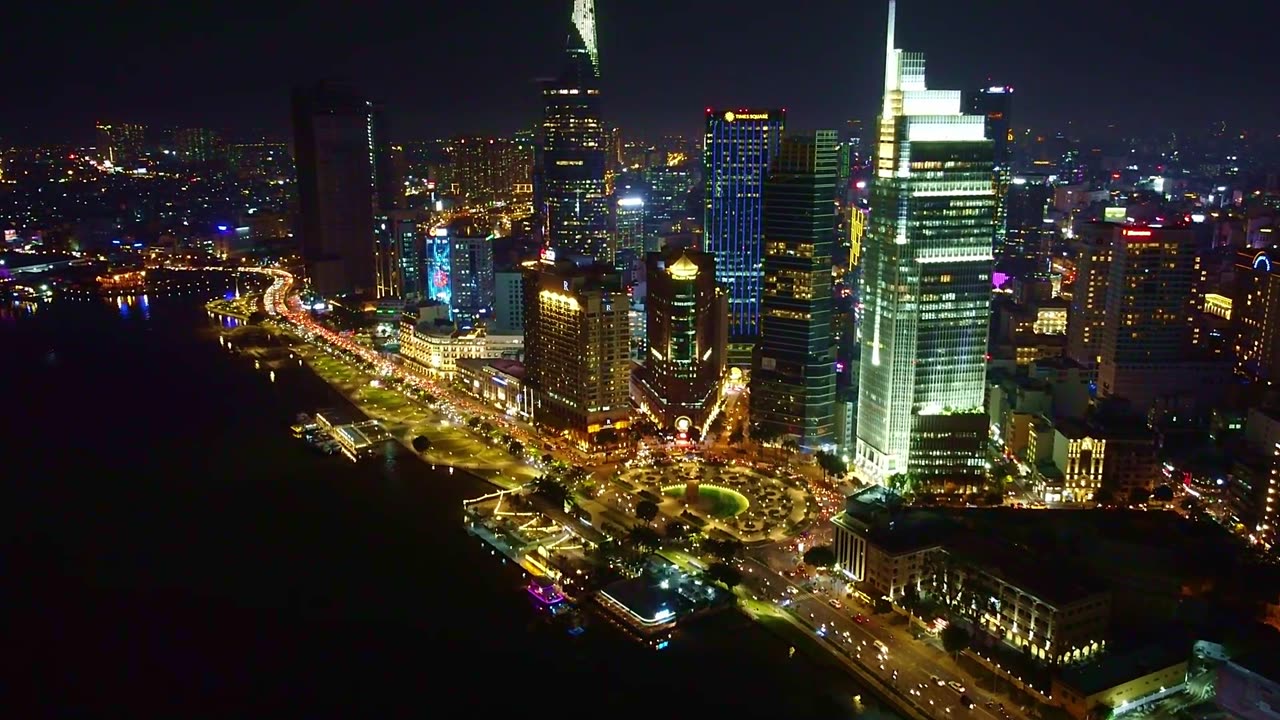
[633,248,727,434]
[703,108,785,356]
[750,131,839,451]
[615,196,645,276]
[854,1,995,485]
[541,0,610,263]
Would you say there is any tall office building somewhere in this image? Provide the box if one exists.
[854,1,995,485]
[541,0,610,263]
[615,196,645,276]
[750,131,839,451]
[633,248,727,433]
[1065,223,1117,366]
[704,108,785,357]
[1004,176,1052,270]
[292,81,386,297]
[1234,247,1280,381]
[448,218,496,328]
[1098,224,1212,409]
[965,86,1014,262]
[644,165,693,250]
[95,122,145,166]
[522,256,631,446]
[492,270,525,333]
[374,210,422,299]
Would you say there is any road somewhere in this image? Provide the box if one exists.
[739,549,1027,720]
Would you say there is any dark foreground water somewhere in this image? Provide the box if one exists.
[2,283,881,717]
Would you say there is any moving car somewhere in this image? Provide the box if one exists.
[948,681,966,694]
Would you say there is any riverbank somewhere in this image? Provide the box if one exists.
[236,318,538,490]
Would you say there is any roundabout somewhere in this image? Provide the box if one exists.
[618,461,813,541]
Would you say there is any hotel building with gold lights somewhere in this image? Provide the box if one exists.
[521,253,630,445]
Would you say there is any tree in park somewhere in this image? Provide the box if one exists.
[627,525,662,552]
[635,499,660,524]
[803,545,837,568]
[707,562,743,589]
[411,435,432,453]
[507,440,524,457]
[941,623,972,657]
[1152,485,1174,502]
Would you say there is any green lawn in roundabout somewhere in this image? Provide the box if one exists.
[662,483,750,518]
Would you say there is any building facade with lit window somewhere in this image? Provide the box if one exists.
[541,0,610,263]
[631,248,726,435]
[750,131,838,451]
[1097,224,1219,410]
[446,219,495,329]
[398,319,522,374]
[703,108,785,357]
[1050,420,1105,504]
[455,357,533,419]
[1233,247,1280,382]
[522,256,630,445]
[1066,222,1117,367]
[854,2,995,483]
[614,196,645,276]
[374,210,422,299]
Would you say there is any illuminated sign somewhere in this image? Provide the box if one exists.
[722,111,771,122]
[1103,207,1127,222]
[1122,229,1152,237]
[541,247,556,263]
[1255,253,1272,272]
[555,160,584,166]
[675,417,691,433]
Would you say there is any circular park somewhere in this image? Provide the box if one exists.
[661,483,750,518]
[618,461,812,541]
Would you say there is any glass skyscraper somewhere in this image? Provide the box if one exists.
[704,108,785,351]
[541,0,610,263]
[750,131,838,451]
[855,0,995,485]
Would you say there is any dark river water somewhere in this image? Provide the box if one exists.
[3,276,881,717]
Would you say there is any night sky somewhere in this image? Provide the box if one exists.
[6,0,1279,144]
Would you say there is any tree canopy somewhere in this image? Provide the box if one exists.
[941,624,972,656]
[707,562,742,589]
[635,499,660,523]
[803,545,837,568]
[411,435,431,453]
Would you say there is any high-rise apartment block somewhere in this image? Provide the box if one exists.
[292,81,390,297]
[965,86,1013,262]
[1065,223,1117,367]
[1097,224,1214,409]
[541,0,610,263]
[704,108,785,356]
[449,135,533,209]
[1233,247,1280,382]
[750,131,839,451]
[522,255,630,446]
[632,248,727,434]
[855,0,995,485]
[492,270,525,334]
[95,122,146,166]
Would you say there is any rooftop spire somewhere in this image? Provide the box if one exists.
[884,0,897,95]
[572,0,599,75]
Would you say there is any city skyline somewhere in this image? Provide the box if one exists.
[5,0,1280,144]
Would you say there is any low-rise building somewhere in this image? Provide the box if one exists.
[455,357,533,419]
[1052,643,1188,720]
[1215,654,1280,720]
[398,316,523,374]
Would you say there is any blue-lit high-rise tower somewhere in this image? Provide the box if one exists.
[704,109,784,361]
[541,0,611,264]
